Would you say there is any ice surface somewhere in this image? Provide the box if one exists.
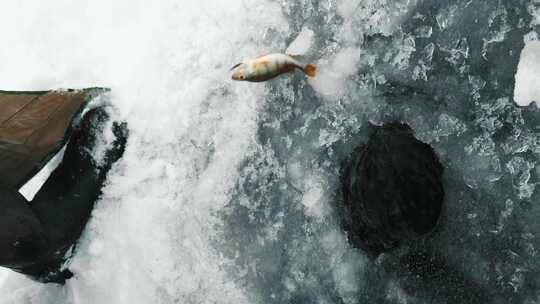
[514,40,540,107]
[0,0,539,303]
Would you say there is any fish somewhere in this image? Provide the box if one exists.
[231,53,316,82]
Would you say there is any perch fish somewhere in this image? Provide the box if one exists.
[231,53,316,82]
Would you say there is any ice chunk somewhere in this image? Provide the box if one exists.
[434,113,467,140]
[506,157,536,199]
[300,175,329,218]
[436,4,458,30]
[514,40,540,108]
[528,2,540,27]
[414,25,432,38]
[336,0,360,19]
[286,27,314,55]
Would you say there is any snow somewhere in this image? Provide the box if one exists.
[286,27,314,55]
[514,40,540,108]
[309,47,361,96]
[0,0,286,303]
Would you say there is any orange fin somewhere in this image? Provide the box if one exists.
[304,64,316,77]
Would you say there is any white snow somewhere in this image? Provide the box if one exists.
[309,47,361,96]
[0,1,287,303]
[286,27,314,55]
[514,40,540,108]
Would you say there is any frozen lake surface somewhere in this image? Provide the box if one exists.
[0,0,539,303]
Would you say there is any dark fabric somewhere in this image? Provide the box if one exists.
[0,90,88,189]
[0,188,48,268]
[11,108,128,283]
[342,123,444,254]
[0,90,127,283]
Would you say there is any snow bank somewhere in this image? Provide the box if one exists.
[0,1,287,303]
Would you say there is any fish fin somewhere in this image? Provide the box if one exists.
[304,64,317,78]
[288,53,308,61]
[288,53,308,63]
[230,63,243,71]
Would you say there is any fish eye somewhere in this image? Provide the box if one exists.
[240,75,245,80]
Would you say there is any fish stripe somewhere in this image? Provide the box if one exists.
[257,61,268,75]
[268,60,277,73]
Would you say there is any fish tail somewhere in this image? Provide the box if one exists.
[303,64,316,78]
